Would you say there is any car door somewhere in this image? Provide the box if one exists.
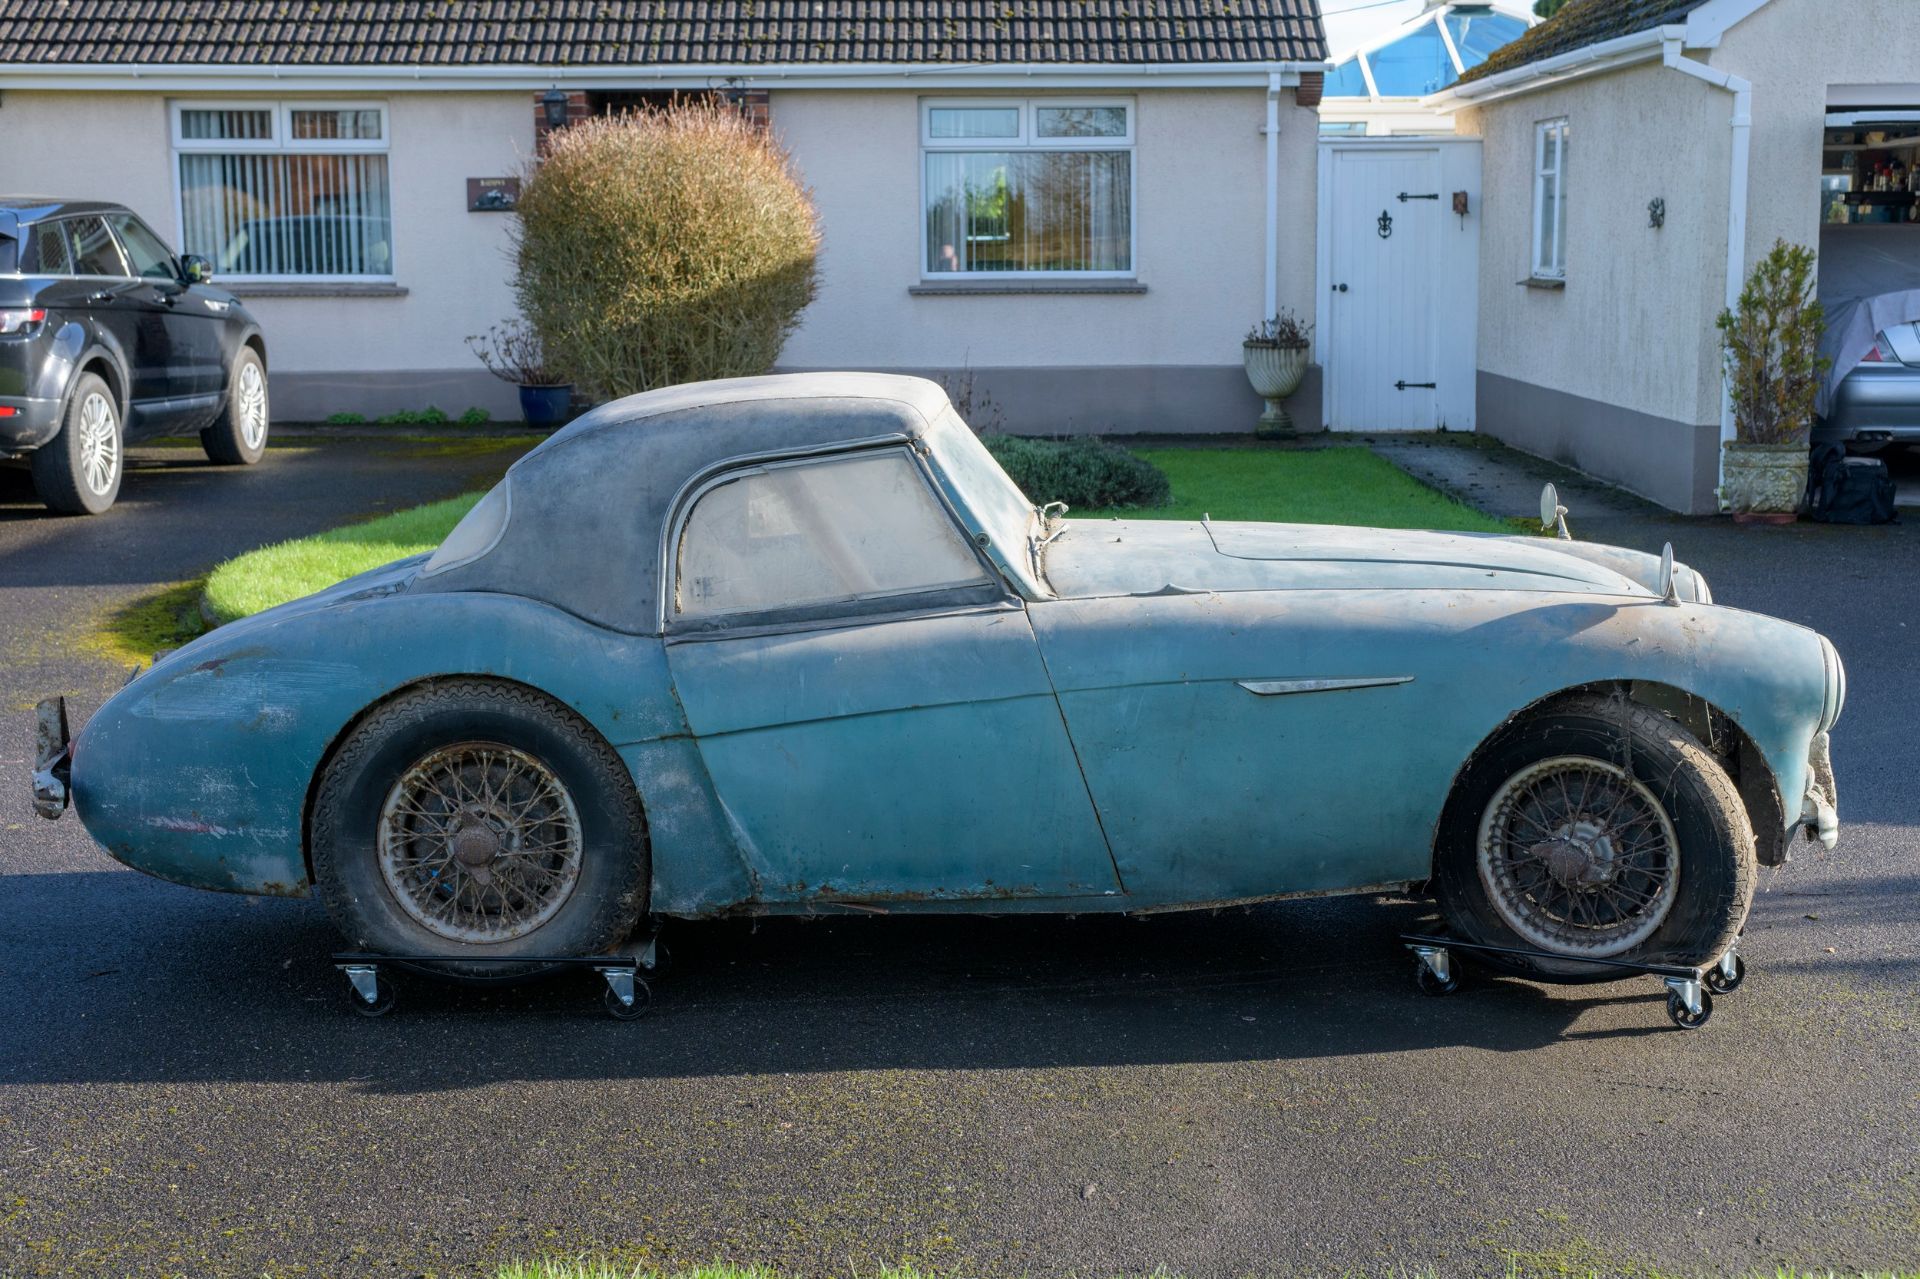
[662,445,1123,905]
[56,215,163,405]
[105,212,224,400]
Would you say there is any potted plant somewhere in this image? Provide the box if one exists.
[1243,311,1314,438]
[467,321,573,427]
[1716,240,1829,522]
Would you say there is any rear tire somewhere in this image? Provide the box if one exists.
[1433,693,1755,977]
[31,372,122,515]
[312,680,650,979]
[200,346,269,465]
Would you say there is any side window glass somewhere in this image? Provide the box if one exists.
[22,223,75,275]
[675,451,990,619]
[109,214,179,280]
[65,217,128,277]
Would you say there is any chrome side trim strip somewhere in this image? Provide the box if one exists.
[1237,676,1415,697]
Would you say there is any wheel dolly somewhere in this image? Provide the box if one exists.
[332,932,666,1020]
[1400,932,1745,1030]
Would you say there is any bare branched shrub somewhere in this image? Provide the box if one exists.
[512,101,821,400]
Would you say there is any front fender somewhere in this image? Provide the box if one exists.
[69,586,704,898]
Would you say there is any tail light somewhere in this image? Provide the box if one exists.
[0,307,46,335]
[1863,333,1898,363]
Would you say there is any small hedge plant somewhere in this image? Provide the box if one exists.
[512,100,820,400]
[985,436,1172,511]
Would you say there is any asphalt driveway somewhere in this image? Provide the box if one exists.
[1,438,1916,1279]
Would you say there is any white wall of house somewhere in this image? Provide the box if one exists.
[1453,61,1734,511]
[3,90,532,418]
[1719,0,1920,266]
[5,84,1316,430]
[774,87,1321,433]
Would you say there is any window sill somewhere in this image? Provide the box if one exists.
[1520,277,1566,291]
[221,282,410,299]
[909,280,1148,297]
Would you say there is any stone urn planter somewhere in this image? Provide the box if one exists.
[1722,441,1809,523]
[1243,311,1316,439]
[1243,342,1310,438]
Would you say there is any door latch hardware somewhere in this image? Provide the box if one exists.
[1397,192,1441,202]
[1394,380,1437,391]
[1377,210,1393,239]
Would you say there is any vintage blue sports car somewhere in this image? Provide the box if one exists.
[34,374,1843,981]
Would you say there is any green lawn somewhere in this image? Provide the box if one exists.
[1078,446,1509,532]
[201,491,484,624]
[195,446,1501,628]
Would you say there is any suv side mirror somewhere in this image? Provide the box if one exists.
[180,254,214,285]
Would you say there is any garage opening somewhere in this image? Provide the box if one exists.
[1817,107,1920,509]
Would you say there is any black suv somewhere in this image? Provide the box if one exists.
[1,199,269,514]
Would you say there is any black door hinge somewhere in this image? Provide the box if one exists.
[1397,192,1441,202]
[1394,380,1438,391]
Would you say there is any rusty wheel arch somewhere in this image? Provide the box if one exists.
[1425,679,1788,888]
[297,674,645,888]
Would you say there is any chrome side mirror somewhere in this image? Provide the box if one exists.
[1540,483,1570,540]
[180,254,214,285]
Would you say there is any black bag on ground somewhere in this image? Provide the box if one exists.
[1807,443,1898,524]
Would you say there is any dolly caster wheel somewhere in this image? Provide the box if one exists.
[599,968,651,1021]
[1666,987,1713,1029]
[1705,954,1745,995]
[1412,951,1458,997]
[343,968,396,1018]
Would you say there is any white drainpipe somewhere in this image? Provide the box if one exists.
[1265,71,1282,320]
[1662,38,1753,503]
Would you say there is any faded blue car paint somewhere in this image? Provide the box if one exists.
[64,374,1841,922]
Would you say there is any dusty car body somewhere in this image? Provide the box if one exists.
[36,374,1844,972]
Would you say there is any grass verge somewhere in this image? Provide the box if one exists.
[201,491,484,624]
[1076,446,1512,533]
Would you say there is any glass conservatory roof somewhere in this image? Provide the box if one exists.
[1326,4,1529,100]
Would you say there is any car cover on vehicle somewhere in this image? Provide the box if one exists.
[1817,226,1920,416]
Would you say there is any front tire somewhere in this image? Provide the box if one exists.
[201,346,269,465]
[31,372,122,515]
[1433,693,1755,977]
[312,680,650,979]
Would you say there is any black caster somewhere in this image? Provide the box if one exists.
[599,967,652,1013]
[1666,987,1713,1029]
[1705,954,1745,995]
[1410,946,1458,996]
[341,965,396,1017]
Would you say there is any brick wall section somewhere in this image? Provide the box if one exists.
[1294,71,1323,108]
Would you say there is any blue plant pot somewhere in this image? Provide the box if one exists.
[519,383,573,428]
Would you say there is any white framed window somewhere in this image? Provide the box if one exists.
[920,98,1135,278]
[171,100,394,280]
[1531,118,1569,280]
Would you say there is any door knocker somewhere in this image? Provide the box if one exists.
[1377,209,1393,239]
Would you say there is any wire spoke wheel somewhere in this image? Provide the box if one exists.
[377,741,584,943]
[1476,755,1681,957]
[77,392,119,496]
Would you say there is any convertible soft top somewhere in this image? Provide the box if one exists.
[412,373,1036,633]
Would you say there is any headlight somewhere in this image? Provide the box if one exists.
[1819,635,1846,733]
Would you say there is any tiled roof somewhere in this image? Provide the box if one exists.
[0,1,1328,66]
[1456,0,1708,83]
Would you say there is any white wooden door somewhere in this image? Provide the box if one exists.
[1324,146,1446,431]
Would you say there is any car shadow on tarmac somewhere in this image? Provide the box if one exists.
[8,867,1908,1092]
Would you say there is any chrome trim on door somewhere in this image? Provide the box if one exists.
[1236,676,1415,696]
